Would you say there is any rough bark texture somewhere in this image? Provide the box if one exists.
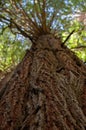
[0,34,86,130]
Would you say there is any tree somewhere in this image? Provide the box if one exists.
[0,0,86,130]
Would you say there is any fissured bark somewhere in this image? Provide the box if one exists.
[0,34,86,130]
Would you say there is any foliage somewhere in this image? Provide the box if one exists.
[0,28,31,72]
[0,0,86,73]
[62,20,86,62]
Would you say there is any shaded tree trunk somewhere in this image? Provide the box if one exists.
[0,34,86,130]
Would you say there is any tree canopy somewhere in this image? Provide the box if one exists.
[0,0,86,74]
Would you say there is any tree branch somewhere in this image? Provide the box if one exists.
[71,45,86,50]
[62,30,75,46]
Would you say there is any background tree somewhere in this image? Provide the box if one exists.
[0,0,86,130]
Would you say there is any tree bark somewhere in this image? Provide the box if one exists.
[0,34,86,130]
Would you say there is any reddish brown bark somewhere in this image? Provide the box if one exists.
[0,34,86,130]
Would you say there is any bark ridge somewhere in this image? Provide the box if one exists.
[0,34,86,130]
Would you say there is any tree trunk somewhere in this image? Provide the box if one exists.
[0,34,86,130]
